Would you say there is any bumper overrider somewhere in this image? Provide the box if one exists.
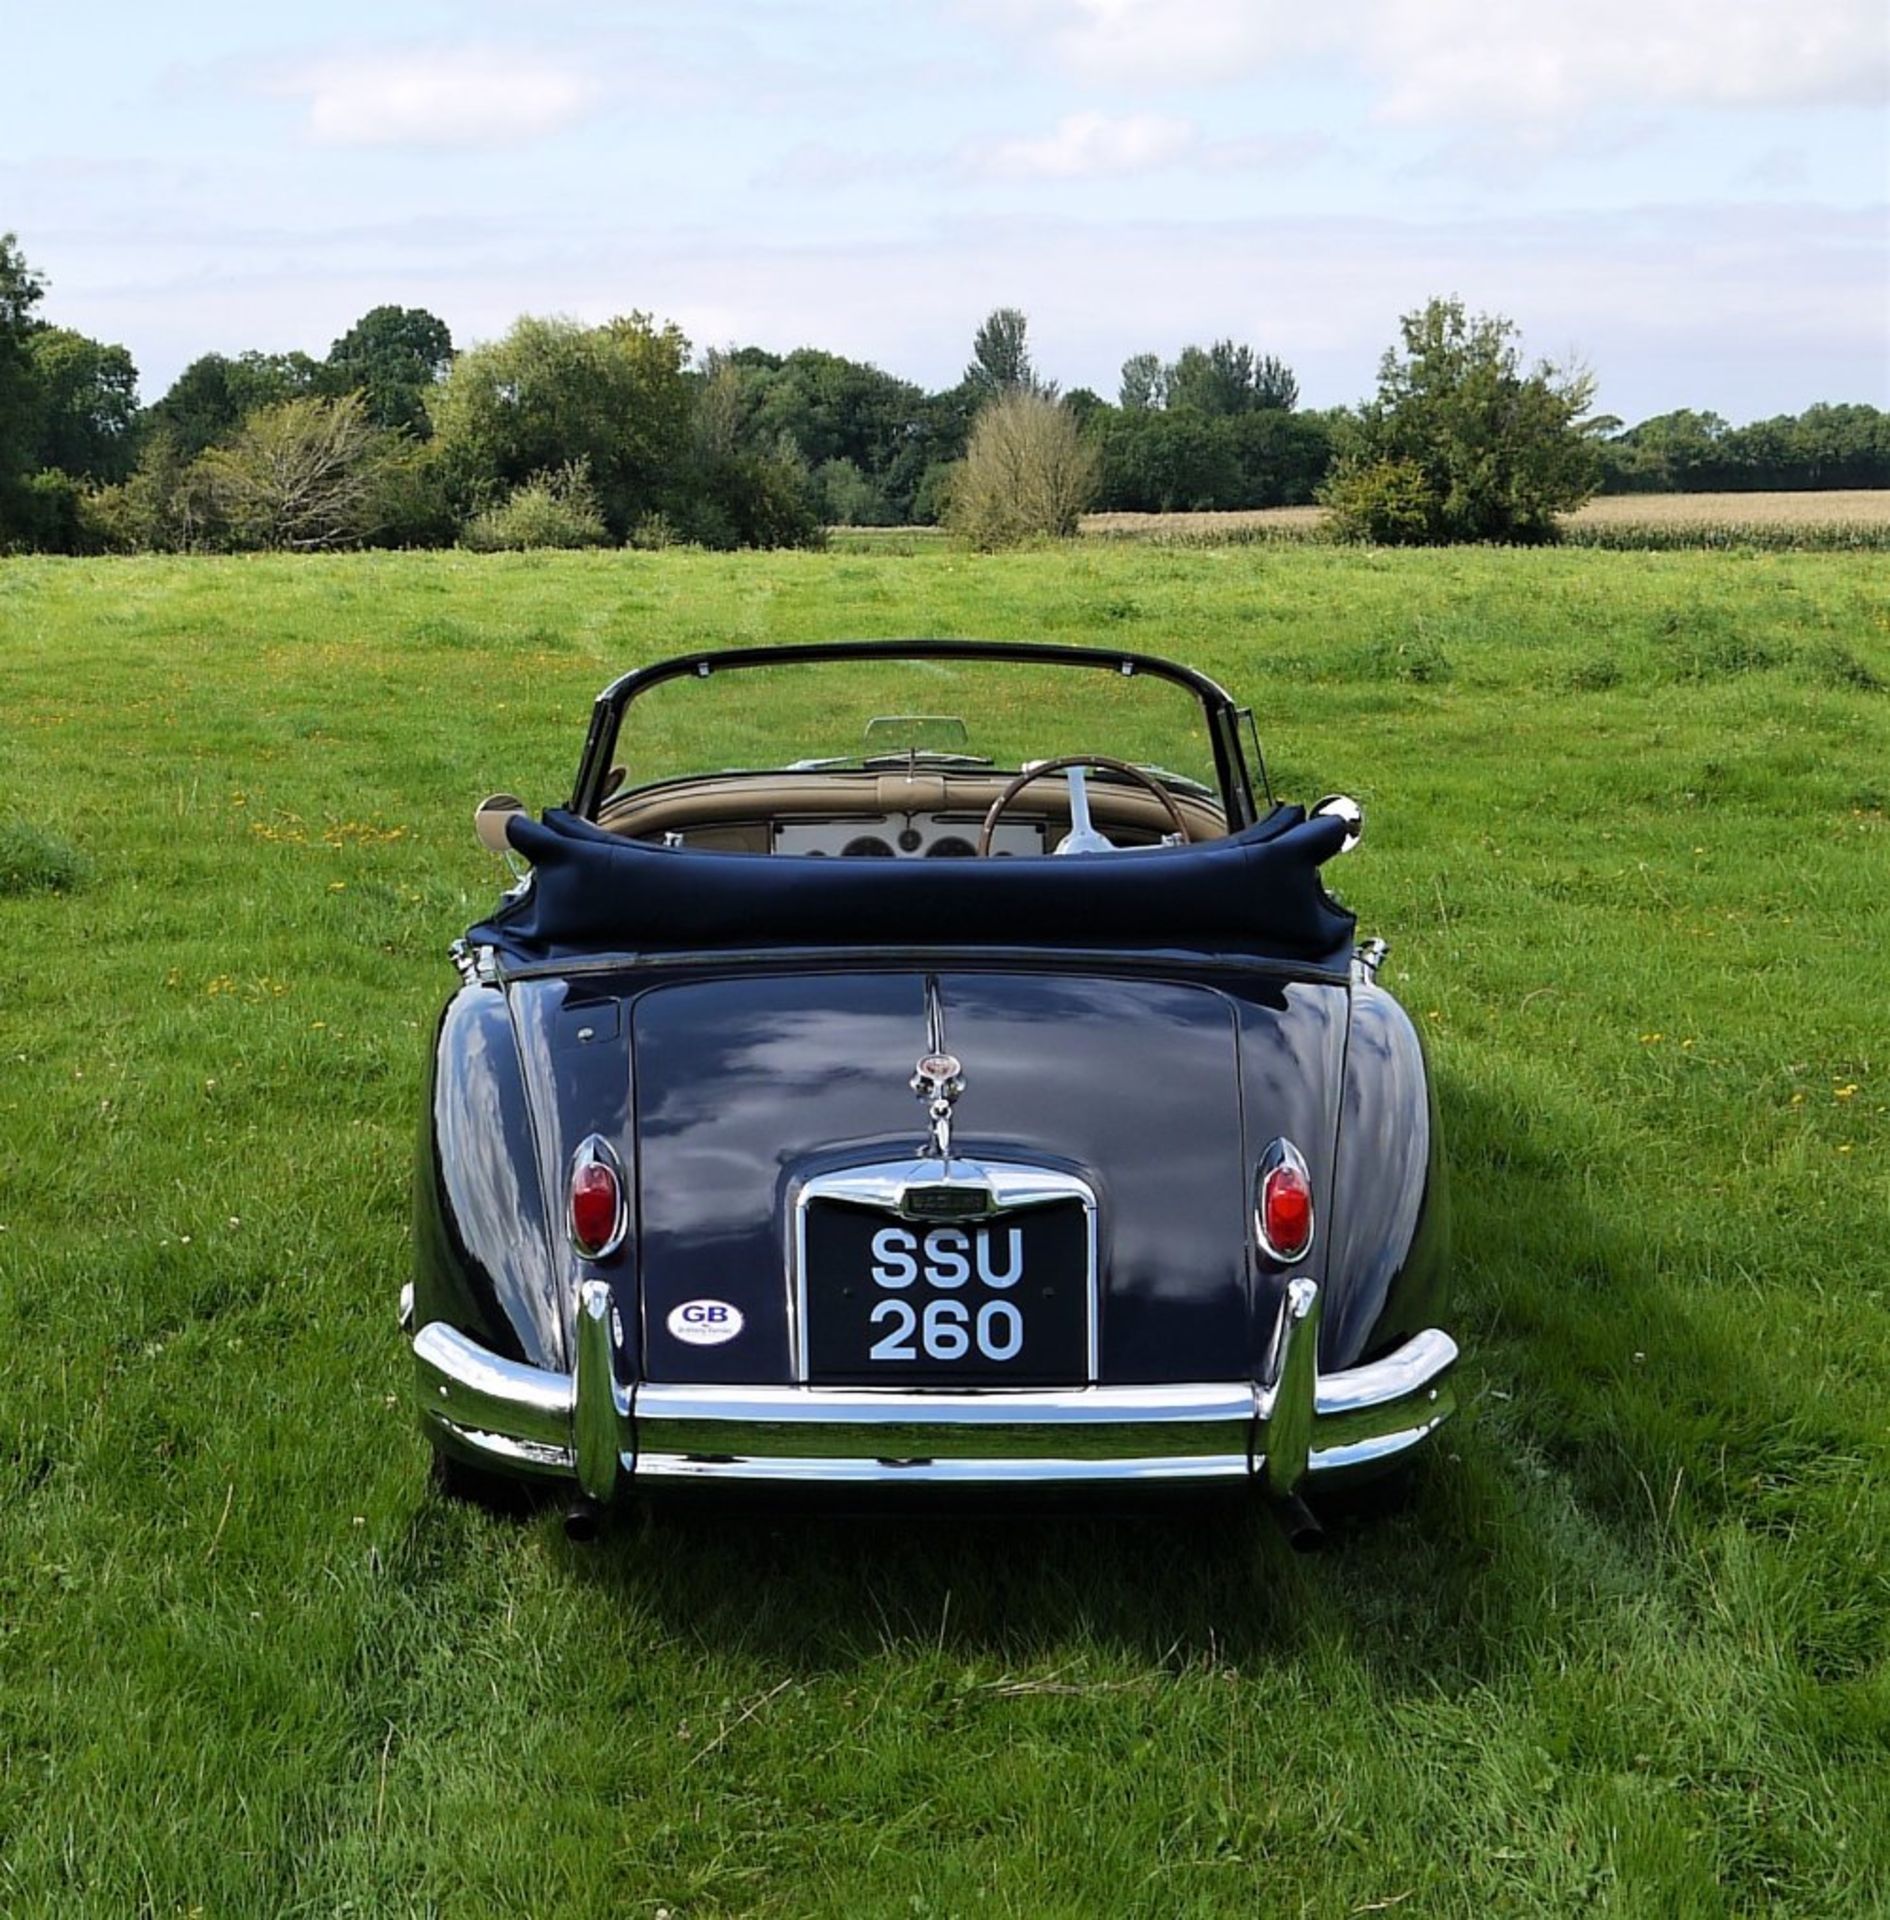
[410,1277,1458,1501]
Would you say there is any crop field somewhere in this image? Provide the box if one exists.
[1082,506,1328,538]
[1082,489,1890,551]
[1565,489,1890,529]
[2,544,1888,1915]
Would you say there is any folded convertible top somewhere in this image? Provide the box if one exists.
[468,805,1357,966]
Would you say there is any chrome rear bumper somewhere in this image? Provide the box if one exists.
[413,1277,1457,1498]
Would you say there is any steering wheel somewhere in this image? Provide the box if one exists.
[978,755,1192,856]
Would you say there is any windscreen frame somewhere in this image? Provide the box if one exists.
[569,639,1261,831]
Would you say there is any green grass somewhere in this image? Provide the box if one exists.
[2,545,1887,1916]
[0,817,91,895]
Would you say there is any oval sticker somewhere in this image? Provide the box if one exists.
[666,1298,745,1347]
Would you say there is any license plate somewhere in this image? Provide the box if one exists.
[801,1198,1091,1385]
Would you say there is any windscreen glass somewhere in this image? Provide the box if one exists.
[607,655,1224,800]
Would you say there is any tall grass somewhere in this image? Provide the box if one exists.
[0,817,90,894]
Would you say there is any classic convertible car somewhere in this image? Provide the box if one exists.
[406,640,1454,1530]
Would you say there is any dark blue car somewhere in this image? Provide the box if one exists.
[405,641,1455,1528]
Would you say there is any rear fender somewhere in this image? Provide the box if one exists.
[412,985,565,1368]
[1321,977,1450,1371]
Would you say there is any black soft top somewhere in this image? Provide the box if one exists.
[468,806,1356,967]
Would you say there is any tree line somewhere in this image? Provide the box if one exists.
[1,230,1885,556]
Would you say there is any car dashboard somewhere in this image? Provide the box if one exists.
[596,767,1227,857]
[771,815,1043,858]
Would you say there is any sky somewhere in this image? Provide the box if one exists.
[7,0,1888,423]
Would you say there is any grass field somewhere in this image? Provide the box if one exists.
[2,544,1888,1915]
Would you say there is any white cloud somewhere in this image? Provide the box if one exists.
[281,45,597,149]
[982,0,1890,123]
[776,119,1322,191]
[1368,0,1890,123]
[978,110,1196,178]
[981,0,1291,87]
[771,141,934,190]
[1195,132,1331,174]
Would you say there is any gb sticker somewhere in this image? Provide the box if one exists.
[666,1298,745,1346]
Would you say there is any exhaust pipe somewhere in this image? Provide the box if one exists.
[563,1498,602,1544]
[1269,1492,1324,1551]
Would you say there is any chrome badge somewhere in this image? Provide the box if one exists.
[912,978,965,1160]
[911,1050,965,1160]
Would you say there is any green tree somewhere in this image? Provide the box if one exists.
[692,345,937,524]
[0,232,49,539]
[691,356,756,458]
[945,389,1098,547]
[194,391,393,550]
[1248,353,1299,412]
[665,442,823,549]
[1322,297,1598,544]
[1783,403,1890,488]
[1599,405,1890,493]
[666,366,823,549]
[752,349,928,476]
[1165,342,1242,416]
[1118,352,1166,411]
[1092,410,1242,512]
[149,350,323,459]
[84,432,218,551]
[810,457,888,526]
[1226,407,1333,505]
[0,232,44,331]
[1165,339,1298,416]
[28,327,140,482]
[462,460,608,551]
[1062,387,1108,431]
[1596,409,1728,492]
[963,308,1052,404]
[428,313,692,538]
[324,305,453,434]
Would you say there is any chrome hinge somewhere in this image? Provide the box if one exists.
[449,939,501,987]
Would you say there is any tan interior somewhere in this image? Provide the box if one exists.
[597,768,1228,855]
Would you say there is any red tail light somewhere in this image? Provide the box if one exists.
[568,1138,625,1259]
[1255,1142,1314,1263]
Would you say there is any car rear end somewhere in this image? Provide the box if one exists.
[410,956,1456,1509]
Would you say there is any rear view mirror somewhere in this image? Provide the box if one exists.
[474,793,526,856]
[1311,793,1363,854]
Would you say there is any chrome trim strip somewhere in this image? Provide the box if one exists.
[633,1379,1255,1481]
[413,1318,1458,1491]
[634,1453,1250,1485]
[430,1419,574,1473]
[1298,1332,1458,1486]
[1260,1277,1320,1497]
[1316,1330,1458,1415]
[573,1279,629,1500]
[414,1320,573,1459]
[789,1157,1099,1386]
[1310,1421,1449,1478]
[633,1380,1254,1422]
